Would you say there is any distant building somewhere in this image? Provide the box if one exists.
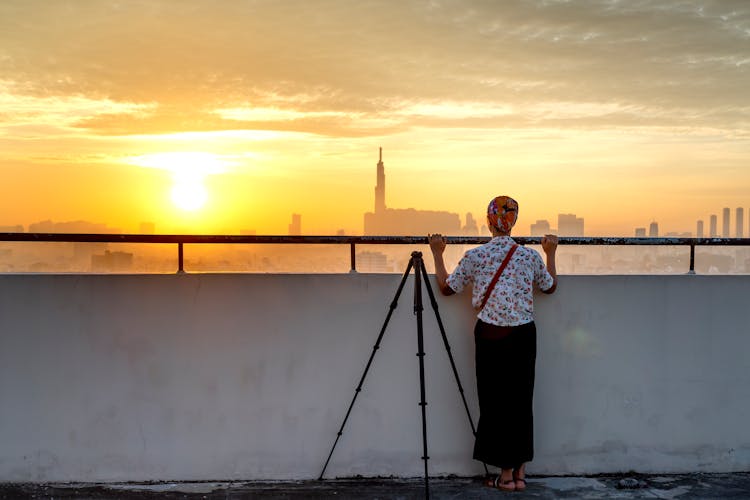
[696,220,704,239]
[374,147,386,213]
[288,214,302,236]
[649,222,659,238]
[29,220,119,233]
[364,149,460,235]
[736,208,744,238]
[531,220,552,237]
[558,214,584,237]
[635,227,646,237]
[356,251,389,272]
[722,208,730,237]
[710,215,718,237]
[91,250,133,272]
[462,213,479,235]
[0,225,24,233]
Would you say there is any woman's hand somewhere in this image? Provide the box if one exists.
[427,233,454,295]
[428,233,447,256]
[541,234,558,255]
[541,234,558,294]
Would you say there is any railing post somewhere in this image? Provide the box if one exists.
[349,243,357,273]
[177,242,185,274]
[688,242,696,275]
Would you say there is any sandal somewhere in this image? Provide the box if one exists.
[485,475,516,492]
[514,478,527,491]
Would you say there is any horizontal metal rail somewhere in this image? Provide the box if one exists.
[2,233,750,274]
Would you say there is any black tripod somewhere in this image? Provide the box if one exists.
[318,251,488,499]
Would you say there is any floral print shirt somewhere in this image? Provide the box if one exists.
[446,236,554,327]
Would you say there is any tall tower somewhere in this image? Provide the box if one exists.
[710,214,717,237]
[374,147,386,213]
[736,208,744,238]
[722,207,730,237]
[696,220,704,239]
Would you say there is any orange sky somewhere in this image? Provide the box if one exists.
[1,1,749,236]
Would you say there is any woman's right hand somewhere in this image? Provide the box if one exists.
[541,234,558,255]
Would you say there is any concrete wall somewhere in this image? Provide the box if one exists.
[1,273,749,482]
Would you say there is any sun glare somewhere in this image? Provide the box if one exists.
[125,151,230,212]
[171,180,208,211]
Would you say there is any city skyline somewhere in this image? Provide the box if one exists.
[1,1,749,236]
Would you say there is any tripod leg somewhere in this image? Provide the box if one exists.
[318,258,415,481]
[419,259,489,477]
[412,252,430,499]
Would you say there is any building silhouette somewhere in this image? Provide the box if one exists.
[91,250,133,272]
[722,208,730,237]
[531,220,552,237]
[374,148,386,213]
[288,214,301,236]
[710,215,718,237]
[558,214,584,236]
[363,149,460,235]
[649,221,659,237]
[696,220,704,239]
[635,227,646,237]
[736,208,744,238]
[462,213,479,235]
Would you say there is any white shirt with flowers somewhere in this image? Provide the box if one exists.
[446,236,554,327]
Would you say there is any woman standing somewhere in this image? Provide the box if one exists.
[428,195,558,492]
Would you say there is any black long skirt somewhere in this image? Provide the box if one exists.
[472,320,537,470]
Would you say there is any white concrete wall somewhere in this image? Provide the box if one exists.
[1,273,749,482]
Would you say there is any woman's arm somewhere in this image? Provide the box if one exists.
[541,234,558,294]
[428,234,455,296]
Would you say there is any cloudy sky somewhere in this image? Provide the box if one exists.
[1,0,749,235]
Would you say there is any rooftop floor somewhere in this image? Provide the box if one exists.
[2,473,750,499]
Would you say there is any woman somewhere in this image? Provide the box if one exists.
[428,195,557,492]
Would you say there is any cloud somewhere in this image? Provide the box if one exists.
[0,0,748,137]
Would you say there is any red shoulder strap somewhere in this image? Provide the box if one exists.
[479,244,518,311]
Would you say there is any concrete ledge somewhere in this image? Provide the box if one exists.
[1,274,749,481]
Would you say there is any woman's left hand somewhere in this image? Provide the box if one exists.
[428,233,447,255]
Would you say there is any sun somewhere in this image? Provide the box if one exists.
[171,180,208,211]
[124,151,228,213]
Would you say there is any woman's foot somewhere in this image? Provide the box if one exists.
[485,470,516,492]
[513,465,527,491]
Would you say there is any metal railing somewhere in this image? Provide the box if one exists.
[2,233,750,274]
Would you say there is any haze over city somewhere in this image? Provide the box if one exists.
[1,0,749,236]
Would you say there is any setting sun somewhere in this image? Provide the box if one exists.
[122,151,231,215]
[170,180,207,211]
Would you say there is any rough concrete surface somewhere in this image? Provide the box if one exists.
[2,473,750,499]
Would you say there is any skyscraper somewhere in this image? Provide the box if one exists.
[530,220,551,237]
[558,214,584,236]
[288,214,301,235]
[374,147,386,213]
[710,215,718,237]
[736,208,744,238]
[649,221,659,237]
[635,228,646,237]
[696,220,704,239]
[462,213,479,235]
[364,149,460,235]
[722,208,730,237]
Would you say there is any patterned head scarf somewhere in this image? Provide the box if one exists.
[487,195,519,233]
